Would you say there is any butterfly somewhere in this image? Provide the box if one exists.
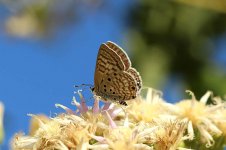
[92,41,142,106]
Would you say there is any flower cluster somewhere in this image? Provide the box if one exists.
[11,89,226,150]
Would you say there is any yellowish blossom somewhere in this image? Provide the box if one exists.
[211,96,226,136]
[151,117,189,150]
[29,114,50,136]
[10,89,226,149]
[126,88,167,123]
[171,91,225,147]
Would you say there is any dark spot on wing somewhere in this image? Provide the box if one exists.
[108,78,111,81]
[104,85,106,87]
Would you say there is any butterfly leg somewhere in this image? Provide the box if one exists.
[119,101,128,106]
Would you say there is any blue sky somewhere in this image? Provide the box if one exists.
[0,1,133,149]
[0,1,226,149]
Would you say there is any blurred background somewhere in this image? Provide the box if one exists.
[0,0,226,149]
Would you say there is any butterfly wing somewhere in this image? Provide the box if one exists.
[106,41,131,70]
[127,68,142,91]
[97,71,139,102]
[94,41,142,105]
[94,43,125,90]
[105,41,142,91]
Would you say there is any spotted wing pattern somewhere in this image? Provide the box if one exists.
[93,41,142,106]
[127,68,142,91]
[97,71,138,102]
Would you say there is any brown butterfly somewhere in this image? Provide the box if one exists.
[92,41,142,106]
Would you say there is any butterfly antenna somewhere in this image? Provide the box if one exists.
[74,84,94,90]
[74,84,93,88]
